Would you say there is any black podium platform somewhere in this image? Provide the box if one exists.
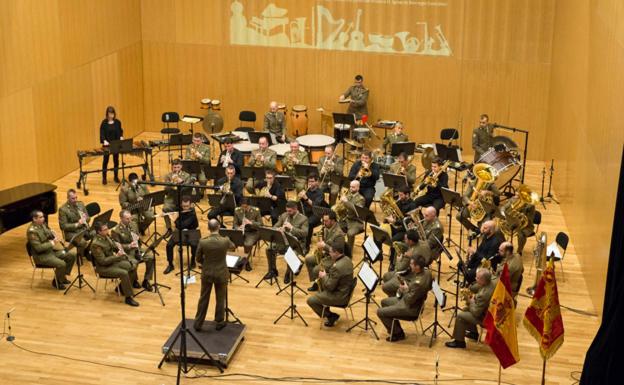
[162,319,246,368]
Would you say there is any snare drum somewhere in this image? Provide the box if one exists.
[353,127,371,141]
[269,143,290,172]
[477,148,521,188]
[334,123,351,143]
[297,134,335,163]
[233,141,259,165]
[290,105,308,136]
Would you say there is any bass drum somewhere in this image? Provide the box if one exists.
[477,148,521,188]
[290,105,308,137]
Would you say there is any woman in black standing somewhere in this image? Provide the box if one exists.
[100,106,123,184]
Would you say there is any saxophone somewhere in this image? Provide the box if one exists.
[467,163,497,222]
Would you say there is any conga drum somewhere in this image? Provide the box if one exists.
[290,105,308,137]
[269,143,290,172]
[200,98,211,109]
[233,141,259,165]
[297,134,335,163]
[211,99,221,111]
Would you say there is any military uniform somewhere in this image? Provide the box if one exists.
[318,155,344,205]
[342,85,369,118]
[423,217,444,261]
[472,125,494,163]
[382,240,432,295]
[452,280,496,342]
[348,161,380,208]
[495,254,524,299]
[193,233,235,330]
[119,183,155,231]
[266,211,308,275]
[185,143,211,184]
[377,269,432,337]
[305,223,346,282]
[90,233,138,297]
[383,132,409,153]
[111,222,154,283]
[27,223,76,285]
[337,192,366,255]
[58,201,90,258]
[307,254,354,318]
[457,180,500,233]
[163,171,193,212]
[389,162,417,186]
[233,205,262,257]
[245,148,277,193]
[283,149,310,192]
[263,111,286,140]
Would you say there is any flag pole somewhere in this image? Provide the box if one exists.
[498,364,502,385]
[541,359,546,385]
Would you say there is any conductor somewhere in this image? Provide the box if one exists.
[193,219,235,331]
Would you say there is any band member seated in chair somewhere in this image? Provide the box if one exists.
[298,173,327,250]
[208,165,243,225]
[263,101,287,143]
[336,180,366,255]
[28,210,77,290]
[163,159,193,212]
[385,186,417,269]
[383,122,409,154]
[193,219,236,332]
[245,136,277,194]
[445,268,496,348]
[218,138,243,175]
[456,171,500,234]
[184,132,211,185]
[458,220,504,284]
[58,189,90,260]
[233,197,262,271]
[111,210,155,292]
[348,150,380,208]
[494,241,524,302]
[119,172,155,233]
[382,230,431,296]
[420,206,444,261]
[305,211,346,292]
[306,241,354,327]
[377,255,432,342]
[318,145,344,206]
[163,196,199,275]
[389,151,417,187]
[282,141,310,193]
[412,158,448,214]
[253,169,286,225]
[265,201,308,280]
[90,221,140,306]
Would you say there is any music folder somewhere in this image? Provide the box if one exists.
[382,173,408,191]
[358,261,379,293]
[284,247,303,274]
[219,229,244,247]
[363,235,381,262]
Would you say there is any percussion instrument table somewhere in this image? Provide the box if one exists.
[76,142,154,196]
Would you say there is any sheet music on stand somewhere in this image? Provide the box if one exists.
[284,247,302,274]
[226,254,242,269]
[363,235,380,262]
[432,279,446,307]
[547,241,562,259]
[358,262,379,293]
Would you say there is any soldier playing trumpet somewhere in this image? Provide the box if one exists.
[348,151,380,208]
[184,132,211,185]
[336,180,366,255]
[388,152,417,187]
[317,145,344,206]
[305,211,345,292]
[245,136,277,194]
[283,141,310,193]
[163,159,193,212]
[382,122,409,154]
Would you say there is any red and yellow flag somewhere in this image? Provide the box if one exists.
[523,259,565,360]
[483,263,520,368]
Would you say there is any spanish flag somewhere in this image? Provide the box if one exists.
[523,259,565,360]
[483,263,520,368]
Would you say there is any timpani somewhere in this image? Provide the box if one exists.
[269,143,290,172]
[297,134,335,163]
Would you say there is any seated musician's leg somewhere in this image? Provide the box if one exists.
[164,238,175,274]
[377,297,405,337]
[142,250,155,289]
[37,254,70,289]
[361,187,375,208]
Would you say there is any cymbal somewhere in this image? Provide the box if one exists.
[344,138,363,148]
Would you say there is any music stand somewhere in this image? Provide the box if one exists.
[241,166,266,187]
[274,247,308,326]
[203,165,226,185]
[63,230,94,295]
[108,139,134,189]
[181,114,203,134]
[133,230,171,305]
[225,254,244,323]
[382,173,408,192]
[390,142,416,157]
[330,174,351,189]
[276,175,293,191]
[181,160,202,176]
[332,112,356,159]
[350,235,382,308]
[422,234,452,346]
[172,229,201,282]
[346,260,379,339]
[219,229,249,284]
[170,133,193,159]
[247,196,273,217]
[90,209,114,230]
[276,232,307,296]
[434,143,462,164]
[294,164,318,180]
[248,132,273,146]
[353,205,379,239]
[312,205,331,218]
[255,227,285,290]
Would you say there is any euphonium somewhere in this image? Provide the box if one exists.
[330,187,350,222]
[468,163,497,222]
[253,151,264,167]
[499,184,538,237]
[380,188,404,222]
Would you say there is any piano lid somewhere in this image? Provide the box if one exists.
[0,183,57,208]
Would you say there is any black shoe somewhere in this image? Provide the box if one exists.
[52,279,66,290]
[132,280,141,289]
[388,263,395,272]
[245,262,252,271]
[324,313,340,327]
[307,283,319,292]
[284,273,291,284]
[163,265,175,274]
[445,340,466,349]
[215,322,227,331]
[465,330,479,341]
[62,278,71,284]
[386,332,406,342]
[125,297,139,307]
[142,280,153,292]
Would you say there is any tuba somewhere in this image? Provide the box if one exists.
[330,187,350,222]
[468,163,497,222]
[379,188,404,223]
[499,184,538,237]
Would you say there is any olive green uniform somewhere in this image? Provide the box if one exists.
[27,223,76,283]
[389,161,417,186]
[452,280,496,342]
[283,149,310,192]
[337,192,366,255]
[193,233,235,330]
[305,223,346,282]
[377,269,432,335]
[119,183,155,231]
[266,211,308,274]
[495,254,524,299]
[233,206,262,256]
[245,148,277,194]
[111,222,155,283]
[383,132,409,153]
[263,111,286,138]
[472,125,494,163]
[382,240,432,295]
[163,171,193,212]
[318,155,344,205]
[342,85,369,118]
[58,201,90,258]
[185,143,211,185]
[90,233,138,297]
[307,254,354,317]
[423,218,444,261]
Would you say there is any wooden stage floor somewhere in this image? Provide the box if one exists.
[0,132,599,384]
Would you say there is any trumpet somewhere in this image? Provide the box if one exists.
[190,145,202,160]
[356,162,372,180]
[285,152,297,170]
[171,172,184,184]
[221,151,232,167]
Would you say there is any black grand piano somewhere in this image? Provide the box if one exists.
[0,183,57,234]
